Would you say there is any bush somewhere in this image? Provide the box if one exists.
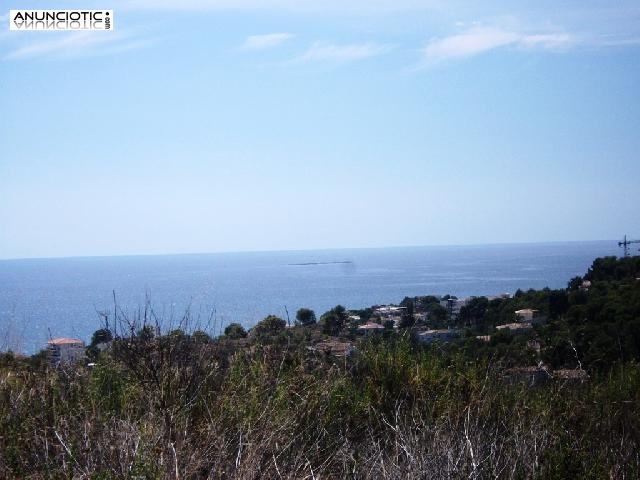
[223,323,247,339]
[295,308,316,326]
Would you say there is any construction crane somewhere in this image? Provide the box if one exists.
[618,234,640,257]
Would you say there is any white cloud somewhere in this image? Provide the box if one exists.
[241,33,293,50]
[4,31,154,60]
[297,42,391,63]
[420,26,575,66]
[519,33,574,49]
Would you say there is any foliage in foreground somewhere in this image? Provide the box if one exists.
[1,336,639,479]
[1,255,639,479]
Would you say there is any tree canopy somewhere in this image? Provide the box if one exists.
[295,308,317,326]
[250,315,286,341]
[320,305,348,336]
[224,323,247,339]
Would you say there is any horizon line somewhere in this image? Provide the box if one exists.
[0,238,619,262]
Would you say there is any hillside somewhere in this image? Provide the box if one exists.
[1,256,639,479]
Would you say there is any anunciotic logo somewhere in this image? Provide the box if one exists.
[10,10,113,31]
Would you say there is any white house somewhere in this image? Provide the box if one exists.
[374,306,406,318]
[514,309,538,322]
[496,323,533,334]
[515,308,547,325]
[48,338,85,365]
[357,322,386,335]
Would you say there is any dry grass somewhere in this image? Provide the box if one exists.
[1,335,639,479]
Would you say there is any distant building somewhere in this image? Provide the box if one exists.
[413,312,428,324]
[48,338,85,365]
[496,322,533,334]
[416,329,459,344]
[514,309,538,322]
[515,308,547,325]
[486,293,512,301]
[374,306,406,318]
[357,322,385,335]
[580,280,592,291]
[439,298,467,317]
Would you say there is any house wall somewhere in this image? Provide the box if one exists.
[50,343,85,365]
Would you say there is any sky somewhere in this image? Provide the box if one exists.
[1,0,639,259]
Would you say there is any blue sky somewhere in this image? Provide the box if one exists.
[1,0,639,259]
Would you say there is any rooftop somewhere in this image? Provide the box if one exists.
[375,306,406,312]
[358,322,385,330]
[48,337,84,346]
[496,322,533,331]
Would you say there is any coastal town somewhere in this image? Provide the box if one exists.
[46,293,538,363]
[45,278,601,390]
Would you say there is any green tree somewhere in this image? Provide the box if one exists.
[548,290,569,319]
[295,308,317,326]
[567,276,583,291]
[251,315,286,340]
[398,302,415,329]
[87,328,114,360]
[459,296,489,327]
[192,330,212,343]
[137,325,156,342]
[224,323,247,339]
[427,303,448,328]
[90,328,113,347]
[320,305,348,336]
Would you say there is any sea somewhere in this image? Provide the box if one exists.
[0,241,622,354]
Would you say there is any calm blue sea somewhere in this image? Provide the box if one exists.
[0,241,621,354]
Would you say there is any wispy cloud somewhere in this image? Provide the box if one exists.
[297,42,392,63]
[4,31,155,60]
[419,26,575,66]
[241,33,293,51]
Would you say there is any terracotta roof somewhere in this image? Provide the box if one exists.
[48,337,84,345]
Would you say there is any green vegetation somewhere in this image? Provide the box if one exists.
[319,305,348,336]
[295,307,316,326]
[0,256,639,478]
[223,322,247,339]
